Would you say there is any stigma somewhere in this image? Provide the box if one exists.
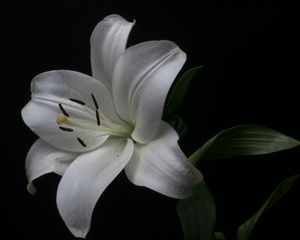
[57,114,69,124]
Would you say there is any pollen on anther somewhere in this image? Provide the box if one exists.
[58,103,69,117]
[95,110,100,126]
[77,137,87,147]
[59,126,74,132]
[91,93,99,109]
[69,98,86,105]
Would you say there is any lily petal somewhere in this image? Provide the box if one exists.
[56,137,134,238]
[30,70,122,124]
[22,70,124,152]
[112,41,186,143]
[125,122,202,199]
[91,14,135,91]
[26,139,78,194]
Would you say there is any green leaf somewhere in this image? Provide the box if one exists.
[164,65,203,116]
[165,115,188,137]
[214,232,226,240]
[237,174,300,240]
[177,181,216,240]
[189,125,300,165]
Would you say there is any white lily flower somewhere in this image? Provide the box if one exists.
[22,14,203,238]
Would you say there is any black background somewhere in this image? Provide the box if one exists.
[2,0,300,239]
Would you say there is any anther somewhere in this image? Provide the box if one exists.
[95,110,100,126]
[59,126,74,132]
[69,98,86,105]
[77,137,87,147]
[91,93,99,109]
[58,103,69,117]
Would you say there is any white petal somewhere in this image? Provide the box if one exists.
[26,139,78,194]
[91,14,135,91]
[22,98,109,152]
[22,70,125,152]
[30,70,122,124]
[112,41,186,143]
[125,122,202,199]
[56,137,134,238]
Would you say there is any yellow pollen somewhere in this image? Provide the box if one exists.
[56,114,69,124]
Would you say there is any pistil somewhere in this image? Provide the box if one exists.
[56,113,130,137]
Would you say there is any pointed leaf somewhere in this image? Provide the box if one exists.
[215,232,226,240]
[189,125,300,165]
[165,115,188,137]
[237,174,299,240]
[164,65,203,116]
[177,181,216,240]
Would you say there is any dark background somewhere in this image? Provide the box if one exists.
[2,0,299,239]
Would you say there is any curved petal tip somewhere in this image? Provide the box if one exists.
[27,182,37,195]
[72,228,88,239]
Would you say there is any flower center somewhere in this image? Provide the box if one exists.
[56,113,131,136]
[56,93,133,148]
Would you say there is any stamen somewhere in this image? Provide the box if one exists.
[95,110,100,126]
[69,98,85,105]
[59,126,74,132]
[58,103,69,117]
[91,93,99,109]
[56,114,68,124]
[77,137,87,147]
[55,113,131,138]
